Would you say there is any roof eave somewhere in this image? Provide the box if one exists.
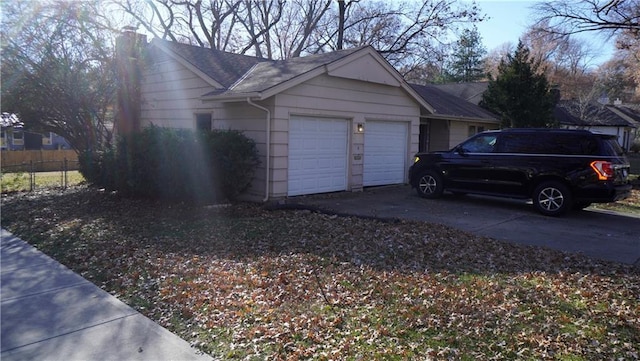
[201,92,263,102]
[423,113,500,124]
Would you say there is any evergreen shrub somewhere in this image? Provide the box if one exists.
[79,126,259,202]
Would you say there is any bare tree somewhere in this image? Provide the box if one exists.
[237,0,285,58]
[521,24,599,101]
[598,30,640,102]
[1,0,117,153]
[484,43,515,79]
[112,0,482,67]
[533,0,640,36]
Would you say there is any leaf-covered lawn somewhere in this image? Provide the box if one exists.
[592,186,640,215]
[1,187,638,360]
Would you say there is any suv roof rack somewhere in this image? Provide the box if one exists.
[501,128,593,134]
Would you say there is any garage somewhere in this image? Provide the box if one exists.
[288,116,349,196]
[363,121,408,186]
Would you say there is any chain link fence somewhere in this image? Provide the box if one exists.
[1,159,82,191]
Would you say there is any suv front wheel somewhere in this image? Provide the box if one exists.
[533,181,572,216]
[416,170,444,199]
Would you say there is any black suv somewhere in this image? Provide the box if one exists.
[408,129,632,216]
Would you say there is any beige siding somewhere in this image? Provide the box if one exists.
[428,120,450,151]
[140,61,422,201]
[213,101,273,202]
[449,121,471,148]
[140,61,219,128]
[448,120,499,149]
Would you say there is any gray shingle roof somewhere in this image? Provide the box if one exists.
[151,40,268,88]
[410,84,497,121]
[555,101,638,127]
[151,39,365,95]
[226,47,364,94]
[431,82,489,105]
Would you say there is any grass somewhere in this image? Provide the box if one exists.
[0,171,85,192]
[591,175,640,215]
[1,186,638,360]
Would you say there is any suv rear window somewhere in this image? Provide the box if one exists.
[600,137,624,156]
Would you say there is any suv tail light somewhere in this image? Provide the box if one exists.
[590,160,614,180]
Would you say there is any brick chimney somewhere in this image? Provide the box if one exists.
[115,28,147,136]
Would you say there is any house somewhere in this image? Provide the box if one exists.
[554,100,639,152]
[1,113,71,151]
[1,130,71,151]
[128,35,499,201]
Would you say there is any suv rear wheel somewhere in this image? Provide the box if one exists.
[416,170,444,199]
[533,181,572,216]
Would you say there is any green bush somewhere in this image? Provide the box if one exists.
[204,130,261,201]
[80,126,259,202]
[79,148,117,188]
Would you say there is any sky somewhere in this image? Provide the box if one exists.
[468,0,617,67]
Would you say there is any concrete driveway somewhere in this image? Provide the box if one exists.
[292,185,640,265]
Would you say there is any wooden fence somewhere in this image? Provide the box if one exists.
[1,150,79,172]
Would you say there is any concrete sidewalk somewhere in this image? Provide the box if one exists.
[0,229,213,361]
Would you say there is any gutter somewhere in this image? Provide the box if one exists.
[246,98,271,202]
[421,114,500,124]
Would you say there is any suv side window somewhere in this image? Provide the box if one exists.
[500,134,538,153]
[500,133,599,155]
[459,134,497,153]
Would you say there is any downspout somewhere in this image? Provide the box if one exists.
[246,98,271,202]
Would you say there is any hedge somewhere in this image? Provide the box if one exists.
[80,126,259,203]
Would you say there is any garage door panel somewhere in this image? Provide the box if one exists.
[364,121,407,186]
[288,117,348,196]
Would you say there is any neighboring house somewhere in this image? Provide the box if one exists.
[1,113,71,151]
[410,84,499,151]
[1,130,71,151]
[555,100,640,152]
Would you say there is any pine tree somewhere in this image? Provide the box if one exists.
[480,41,558,128]
[448,27,487,82]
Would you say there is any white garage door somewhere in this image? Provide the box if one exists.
[363,121,407,186]
[288,116,349,196]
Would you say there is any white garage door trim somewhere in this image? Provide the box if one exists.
[363,121,408,186]
[288,116,349,196]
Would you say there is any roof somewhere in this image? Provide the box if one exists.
[555,101,639,128]
[216,47,364,95]
[430,82,489,105]
[149,40,267,88]
[410,84,498,122]
[147,40,435,111]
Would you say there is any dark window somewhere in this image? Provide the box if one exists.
[419,123,430,152]
[601,137,624,156]
[196,113,212,131]
[467,125,486,137]
[500,133,601,155]
[460,134,497,153]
